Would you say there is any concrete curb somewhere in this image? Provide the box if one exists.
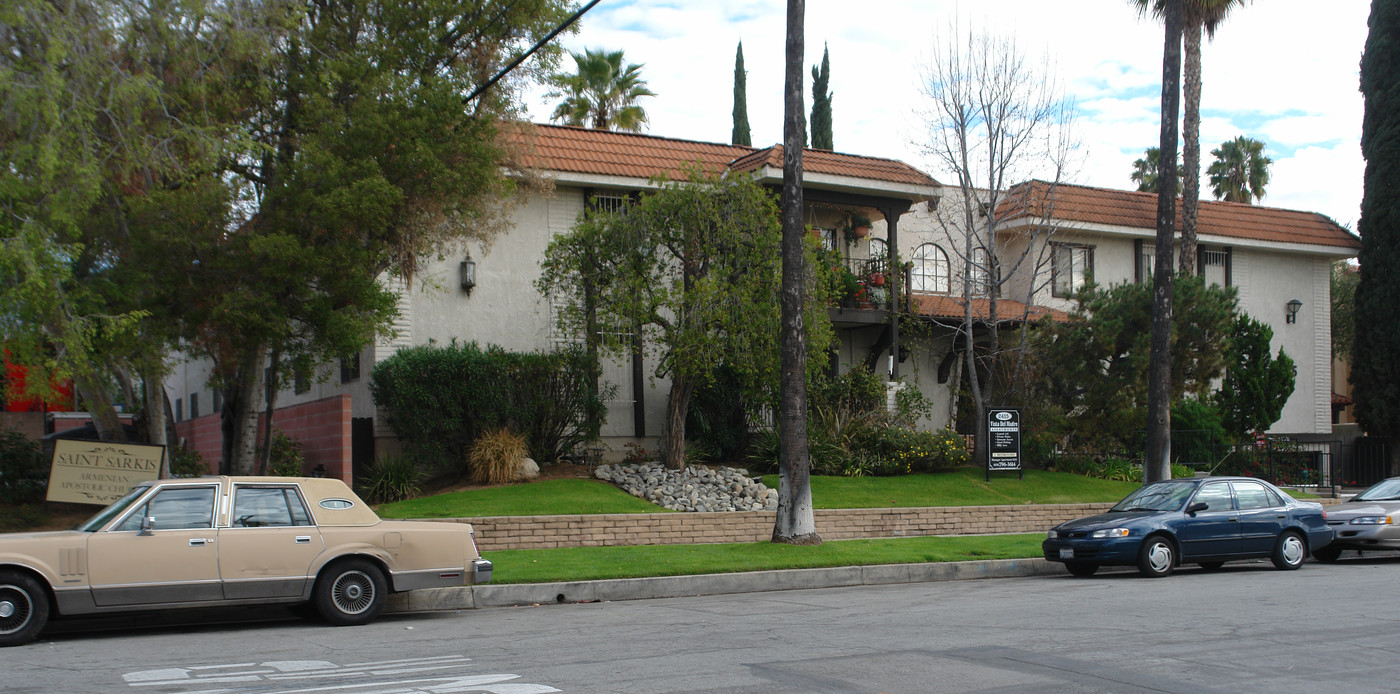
[386,557,1063,613]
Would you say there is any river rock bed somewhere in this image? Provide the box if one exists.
[594,462,778,512]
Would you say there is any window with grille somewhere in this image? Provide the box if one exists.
[1201,248,1229,287]
[911,243,950,293]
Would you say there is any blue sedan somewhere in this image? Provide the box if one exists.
[1043,476,1333,577]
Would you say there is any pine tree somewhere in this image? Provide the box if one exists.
[1355,0,1400,474]
[732,42,751,146]
[810,44,833,150]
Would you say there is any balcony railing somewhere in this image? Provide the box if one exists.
[831,253,896,311]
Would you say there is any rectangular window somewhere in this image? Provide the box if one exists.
[1201,248,1230,287]
[212,389,223,417]
[175,398,183,422]
[294,365,310,395]
[589,192,628,214]
[968,247,990,296]
[1137,242,1155,284]
[190,393,200,419]
[340,352,361,383]
[1052,243,1094,298]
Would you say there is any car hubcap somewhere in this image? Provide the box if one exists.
[0,587,31,634]
[332,571,374,615]
[1148,543,1172,573]
[1282,536,1304,565]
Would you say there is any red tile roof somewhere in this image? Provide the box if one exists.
[996,180,1360,250]
[509,124,938,189]
[909,293,1068,323]
[729,145,940,188]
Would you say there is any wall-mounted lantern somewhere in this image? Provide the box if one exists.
[460,254,477,295]
[1285,298,1302,324]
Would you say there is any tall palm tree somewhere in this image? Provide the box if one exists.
[1130,147,1183,194]
[549,48,656,132]
[1208,135,1272,203]
[1132,0,1183,484]
[1135,0,1247,274]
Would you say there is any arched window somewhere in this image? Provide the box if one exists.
[868,237,889,263]
[911,243,950,293]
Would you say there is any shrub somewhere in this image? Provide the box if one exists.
[860,426,970,475]
[371,341,605,470]
[0,429,47,504]
[262,430,306,477]
[469,428,529,485]
[687,364,752,462]
[168,447,207,477]
[357,455,422,503]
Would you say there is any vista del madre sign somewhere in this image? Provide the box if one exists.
[986,408,1022,480]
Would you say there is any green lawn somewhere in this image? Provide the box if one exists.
[761,468,1141,508]
[376,467,1141,519]
[378,470,1142,517]
[484,533,1046,584]
[377,478,670,518]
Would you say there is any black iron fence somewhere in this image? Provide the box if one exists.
[1052,431,1391,494]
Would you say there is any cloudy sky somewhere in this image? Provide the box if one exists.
[522,0,1370,229]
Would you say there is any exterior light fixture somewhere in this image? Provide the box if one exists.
[460,254,477,295]
[1285,298,1302,324]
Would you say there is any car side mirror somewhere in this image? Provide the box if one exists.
[139,516,156,535]
[1185,502,1208,516]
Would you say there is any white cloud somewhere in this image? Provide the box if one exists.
[527,0,1370,224]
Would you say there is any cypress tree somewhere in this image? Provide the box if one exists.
[732,41,751,146]
[1355,0,1400,473]
[810,44,832,150]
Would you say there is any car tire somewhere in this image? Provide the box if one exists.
[1137,536,1175,578]
[1065,562,1099,577]
[0,570,50,647]
[1271,530,1307,570]
[1197,562,1224,572]
[1311,545,1342,563]
[313,559,387,626]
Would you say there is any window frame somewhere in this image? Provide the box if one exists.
[911,243,951,293]
[1051,242,1094,298]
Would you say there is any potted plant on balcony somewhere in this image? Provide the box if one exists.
[849,213,872,238]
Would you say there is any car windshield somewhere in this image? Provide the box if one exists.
[1110,481,1198,512]
[73,485,148,532]
[1353,478,1400,502]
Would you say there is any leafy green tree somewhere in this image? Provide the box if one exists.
[1130,147,1182,194]
[0,0,264,448]
[1208,135,1272,203]
[1029,275,1237,448]
[549,48,656,132]
[1355,0,1400,474]
[538,169,832,470]
[732,41,751,146]
[193,0,574,473]
[1214,315,1295,439]
[1332,261,1358,362]
[810,44,833,150]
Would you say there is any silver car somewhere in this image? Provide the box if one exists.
[1314,477,1400,562]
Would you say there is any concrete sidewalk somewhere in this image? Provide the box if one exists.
[386,557,1063,614]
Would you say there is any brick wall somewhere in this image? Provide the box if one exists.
[173,395,352,483]
[438,503,1116,552]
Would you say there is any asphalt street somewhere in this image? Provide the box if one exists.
[5,553,1399,693]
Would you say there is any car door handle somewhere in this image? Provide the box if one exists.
[1228,518,1238,522]
[189,538,213,546]
[295,536,312,544]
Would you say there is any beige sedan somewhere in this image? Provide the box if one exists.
[0,476,491,646]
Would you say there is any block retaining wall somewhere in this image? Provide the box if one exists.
[433,503,1117,552]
